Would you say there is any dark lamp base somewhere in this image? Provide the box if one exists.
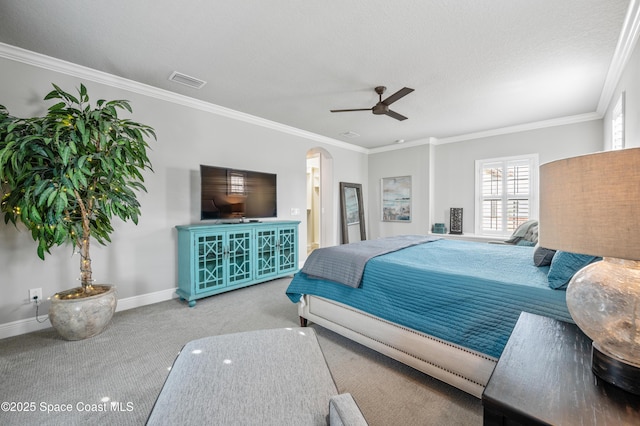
[592,344,640,395]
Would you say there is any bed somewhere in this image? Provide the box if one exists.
[286,236,573,398]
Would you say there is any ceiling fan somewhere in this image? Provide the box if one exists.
[330,86,414,121]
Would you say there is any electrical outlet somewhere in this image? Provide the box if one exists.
[29,288,42,304]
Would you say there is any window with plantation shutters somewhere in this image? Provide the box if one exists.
[475,154,538,236]
[612,92,625,150]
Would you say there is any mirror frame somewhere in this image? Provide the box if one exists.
[339,182,366,244]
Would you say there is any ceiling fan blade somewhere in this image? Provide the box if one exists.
[385,109,408,121]
[382,87,414,106]
[330,108,373,113]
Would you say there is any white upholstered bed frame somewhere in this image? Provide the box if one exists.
[298,294,498,398]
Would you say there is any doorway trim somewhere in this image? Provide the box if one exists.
[306,147,334,251]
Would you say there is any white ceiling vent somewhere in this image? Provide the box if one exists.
[168,71,207,89]
[339,131,360,138]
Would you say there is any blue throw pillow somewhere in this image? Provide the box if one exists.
[547,251,600,290]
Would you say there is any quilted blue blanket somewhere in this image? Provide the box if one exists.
[286,238,571,358]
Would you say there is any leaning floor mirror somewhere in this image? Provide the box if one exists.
[339,182,366,244]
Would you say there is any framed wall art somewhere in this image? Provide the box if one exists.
[381,176,411,222]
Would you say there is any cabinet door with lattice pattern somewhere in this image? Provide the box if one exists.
[255,228,278,279]
[196,233,226,293]
[227,229,253,285]
[277,226,298,274]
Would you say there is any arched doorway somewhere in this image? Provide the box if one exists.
[306,148,334,253]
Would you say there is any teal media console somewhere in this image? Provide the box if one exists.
[176,221,300,307]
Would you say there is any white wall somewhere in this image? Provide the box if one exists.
[0,54,368,330]
[367,144,431,239]
[363,121,603,239]
[430,120,604,235]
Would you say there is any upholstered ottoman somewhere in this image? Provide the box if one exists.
[146,327,367,425]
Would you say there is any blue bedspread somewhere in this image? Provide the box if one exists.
[286,239,571,358]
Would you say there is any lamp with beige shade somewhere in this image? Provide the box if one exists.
[539,147,640,395]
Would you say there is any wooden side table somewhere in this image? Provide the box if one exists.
[482,312,640,425]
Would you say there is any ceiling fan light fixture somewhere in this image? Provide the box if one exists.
[372,103,389,115]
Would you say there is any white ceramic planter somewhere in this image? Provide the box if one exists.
[49,285,117,340]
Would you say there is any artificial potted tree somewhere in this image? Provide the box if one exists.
[0,84,156,340]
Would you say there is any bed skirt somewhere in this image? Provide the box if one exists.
[298,295,497,398]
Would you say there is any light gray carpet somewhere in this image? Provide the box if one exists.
[0,278,481,425]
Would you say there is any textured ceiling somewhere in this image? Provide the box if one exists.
[0,0,631,149]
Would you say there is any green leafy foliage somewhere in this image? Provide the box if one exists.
[0,84,156,287]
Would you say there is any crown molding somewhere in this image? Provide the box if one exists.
[0,42,367,154]
[368,137,436,154]
[370,111,602,152]
[432,112,602,145]
[597,0,640,114]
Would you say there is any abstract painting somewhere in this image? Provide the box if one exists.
[381,176,411,222]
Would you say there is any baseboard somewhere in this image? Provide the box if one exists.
[115,287,179,312]
[0,287,178,340]
[0,317,53,340]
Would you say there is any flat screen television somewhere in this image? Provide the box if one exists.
[200,165,277,220]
